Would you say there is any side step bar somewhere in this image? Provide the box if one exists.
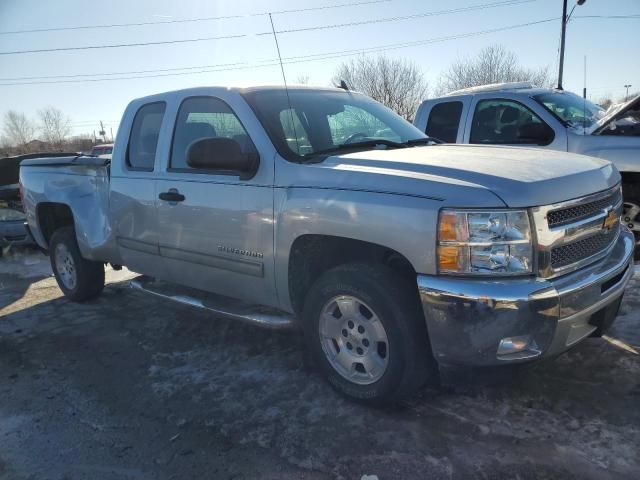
[129,276,295,330]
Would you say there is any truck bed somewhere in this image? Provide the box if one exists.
[20,155,110,168]
[19,154,115,263]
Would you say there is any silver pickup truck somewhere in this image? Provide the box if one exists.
[413,82,640,255]
[20,86,634,403]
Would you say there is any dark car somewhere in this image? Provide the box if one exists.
[0,152,78,255]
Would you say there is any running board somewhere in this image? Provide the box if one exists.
[129,276,295,329]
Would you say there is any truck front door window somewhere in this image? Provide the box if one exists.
[470,99,554,145]
[126,102,166,171]
[426,101,463,143]
[171,96,257,171]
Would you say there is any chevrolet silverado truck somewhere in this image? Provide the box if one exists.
[20,86,634,403]
[413,82,640,256]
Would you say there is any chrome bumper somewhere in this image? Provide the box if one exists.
[418,227,635,367]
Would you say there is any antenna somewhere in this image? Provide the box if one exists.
[583,55,587,134]
[268,13,300,154]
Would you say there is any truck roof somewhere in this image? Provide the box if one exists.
[130,85,355,104]
[444,82,557,98]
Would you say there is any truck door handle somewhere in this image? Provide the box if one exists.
[159,189,185,202]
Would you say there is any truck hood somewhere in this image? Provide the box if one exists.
[588,94,640,135]
[305,144,618,208]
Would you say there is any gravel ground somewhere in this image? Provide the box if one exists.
[0,248,639,480]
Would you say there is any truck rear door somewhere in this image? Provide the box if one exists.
[155,93,277,307]
[414,96,471,143]
[110,100,169,279]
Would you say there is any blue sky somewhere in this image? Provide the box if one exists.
[0,0,638,138]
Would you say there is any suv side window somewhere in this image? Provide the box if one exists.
[470,99,554,145]
[127,102,166,170]
[171,96,257,170]
[426,101,463,143]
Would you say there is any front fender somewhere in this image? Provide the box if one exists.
[274,187,442,311]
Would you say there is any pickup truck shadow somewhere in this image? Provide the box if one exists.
[0,247,52,310]
[1,268,638,478]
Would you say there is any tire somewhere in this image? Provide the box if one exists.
[49,226,105,302]
[302,263,436,404]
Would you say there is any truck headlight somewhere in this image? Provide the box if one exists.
[437,209,533,275]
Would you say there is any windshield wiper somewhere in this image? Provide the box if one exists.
[308,139,408,157]
[405,137,443,145]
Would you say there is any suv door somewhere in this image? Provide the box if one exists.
[463,95,566,150]
[110,101,168,278]
[156,95,276,306]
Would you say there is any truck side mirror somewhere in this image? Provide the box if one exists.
[517,122,555,146]
[186,137,258,180]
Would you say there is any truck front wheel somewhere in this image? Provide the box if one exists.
[302,263,435,404]
[50,227,105,302]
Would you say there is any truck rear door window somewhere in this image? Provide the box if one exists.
[170,96,257,171]
[127,102,166,171]
[425,101,463,143]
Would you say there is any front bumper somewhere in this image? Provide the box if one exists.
[418,227,635,367]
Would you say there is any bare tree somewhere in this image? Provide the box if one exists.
[2,110,36,153]
[39,106,71,150]
[332,55,429,121]
[436,45,550,95]
[295,74,310,85]
[596,97,614,110]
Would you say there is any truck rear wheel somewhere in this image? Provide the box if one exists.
[302,263,435,404]
[50,227,105,302]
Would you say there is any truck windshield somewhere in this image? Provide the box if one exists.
[241,88,429,161]
[533,91,605,130]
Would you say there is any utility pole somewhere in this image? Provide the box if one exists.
[99,121,106,143]
[583,56,587,99]
[624,84,632,101]
[557,0,586,90]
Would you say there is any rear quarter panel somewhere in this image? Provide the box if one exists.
[20,164,117,262]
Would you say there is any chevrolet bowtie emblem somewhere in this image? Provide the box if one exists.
[602,208,619,231]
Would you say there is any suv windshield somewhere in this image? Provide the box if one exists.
[241,88,428,161]
[533,91,605,130]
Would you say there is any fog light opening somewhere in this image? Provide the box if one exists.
[497,335,541,360]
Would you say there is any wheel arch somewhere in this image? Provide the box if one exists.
[36,202,76,249]
[286,234,419,317]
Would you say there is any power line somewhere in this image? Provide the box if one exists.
[0,32,248,56]
[0,62,248,82]
[0,0,391,35]
[0,0,536,56]
[573,14,640,20]
[0,18,558,87]
[255,0,534,36]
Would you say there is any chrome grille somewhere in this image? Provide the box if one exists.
[551,227,618,269]
[531,185,622,278]
[547,188,622,228]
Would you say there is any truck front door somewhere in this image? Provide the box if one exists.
[155,94,277,307]
[463,96,567,151]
